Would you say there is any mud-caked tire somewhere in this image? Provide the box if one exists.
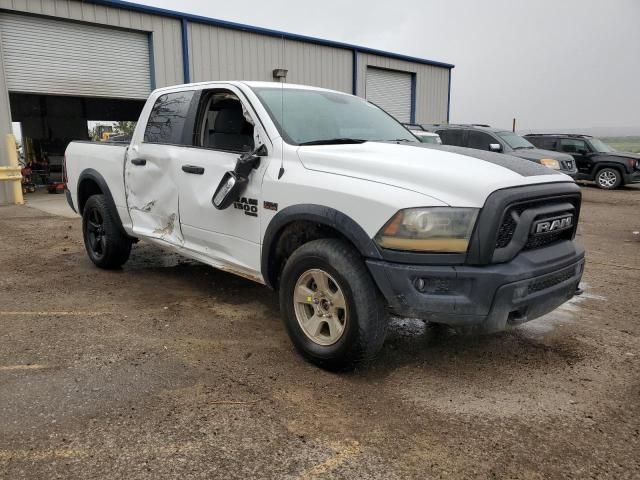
[279,238,387,370]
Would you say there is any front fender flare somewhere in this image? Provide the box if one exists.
[261,204,382,288]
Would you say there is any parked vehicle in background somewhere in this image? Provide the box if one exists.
[525,134,640,190]
[64,82,584,370]
[402,124,442,144]
[421,124,578,178]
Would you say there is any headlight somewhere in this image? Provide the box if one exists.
[375,207,479,253]
[540,158,561,170]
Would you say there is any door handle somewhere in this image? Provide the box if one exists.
[131,158,146,166]
[182,165,205,175]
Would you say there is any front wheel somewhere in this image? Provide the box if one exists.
[595,167,622,189]
[82,194,132,269]
[279,239,387,370]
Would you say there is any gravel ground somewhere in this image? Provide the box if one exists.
[0,184,639,479]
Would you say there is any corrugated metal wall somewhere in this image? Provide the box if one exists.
[357,53,450,124]
[187,22,353,93]
[0,0,183,87]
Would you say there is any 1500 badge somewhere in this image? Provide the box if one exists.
[234,197,258,217]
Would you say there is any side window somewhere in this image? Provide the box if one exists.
[467,131,496,151]
[539,137,558,150]
[196,91,255,153]
[560,138,587,153]
[143,91,195,145]
[437,129,464,147]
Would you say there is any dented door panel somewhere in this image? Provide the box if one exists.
[125,143,184,245]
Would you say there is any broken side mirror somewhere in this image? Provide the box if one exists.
[212,144,268,210]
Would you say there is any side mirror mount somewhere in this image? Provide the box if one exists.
[212,144,268,210]
[489,143,502,152]
[578,149,588,156]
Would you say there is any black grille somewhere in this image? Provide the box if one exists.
[524,229,571,250]
[495,214,517,248]
[494,198,579,251]
[527,266,576,295]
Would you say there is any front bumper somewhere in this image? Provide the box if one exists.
[367,241,585,333]
[623,170,640,184]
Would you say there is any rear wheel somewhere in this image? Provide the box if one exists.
[595,167,622,189]
[82,194,132,269]
[279,238,387,370]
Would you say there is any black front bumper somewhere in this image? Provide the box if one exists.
[367,241,585,333]
[623,170,640,184]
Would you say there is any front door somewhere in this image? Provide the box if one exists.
[560,138,591,174]
[175,87,272,278]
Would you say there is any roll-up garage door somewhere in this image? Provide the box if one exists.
[365,67,413,123]
[0,13,151,99]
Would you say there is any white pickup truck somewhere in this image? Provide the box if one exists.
[65,81,584,370]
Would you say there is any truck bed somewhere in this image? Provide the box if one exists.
[65,141,131,228]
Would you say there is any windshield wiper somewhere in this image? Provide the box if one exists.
[298,138,367,146]
[386,138,416,143]
[513,146,534,150]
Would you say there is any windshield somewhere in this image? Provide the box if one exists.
[589,138,616,153]
[497,131,535,150]
[252,87,416,145]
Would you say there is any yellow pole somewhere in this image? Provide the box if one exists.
[5,133,24,205]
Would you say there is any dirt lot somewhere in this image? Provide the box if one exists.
[1,184,639,479]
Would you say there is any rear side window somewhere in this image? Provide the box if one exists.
[437,129,465,146]
[144,91,195,145]
[467,131,496,151]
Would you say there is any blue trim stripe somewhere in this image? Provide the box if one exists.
[352,49,358,95]
[410,73,417,124]
[147,32,156,89]
[181,18,190,83]
[85,0,454,70]
[446,69,452,122]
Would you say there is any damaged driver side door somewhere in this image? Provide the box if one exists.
[125,89,197,245]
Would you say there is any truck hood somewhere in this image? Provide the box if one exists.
[510,148,573,162]
[296,142,571,207]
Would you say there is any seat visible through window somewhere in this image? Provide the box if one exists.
[202,96,254,152]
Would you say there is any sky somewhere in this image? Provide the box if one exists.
[131,0,640,133]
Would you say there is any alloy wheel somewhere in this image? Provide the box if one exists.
[293,269,348,346]
[86,207,106,258]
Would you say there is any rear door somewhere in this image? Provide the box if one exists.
[125,89,197,245]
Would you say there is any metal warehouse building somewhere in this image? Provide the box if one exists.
[0,0,453,204]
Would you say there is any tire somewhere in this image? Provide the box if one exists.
[82,194,132,269]
[595,167,622,190]
[279,238,387,370]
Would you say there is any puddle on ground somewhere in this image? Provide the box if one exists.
[521,282,605,335]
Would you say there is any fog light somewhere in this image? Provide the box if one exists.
[415,278,426,292]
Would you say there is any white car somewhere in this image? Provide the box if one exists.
[403,124,442,144]
[65,81,584,370]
